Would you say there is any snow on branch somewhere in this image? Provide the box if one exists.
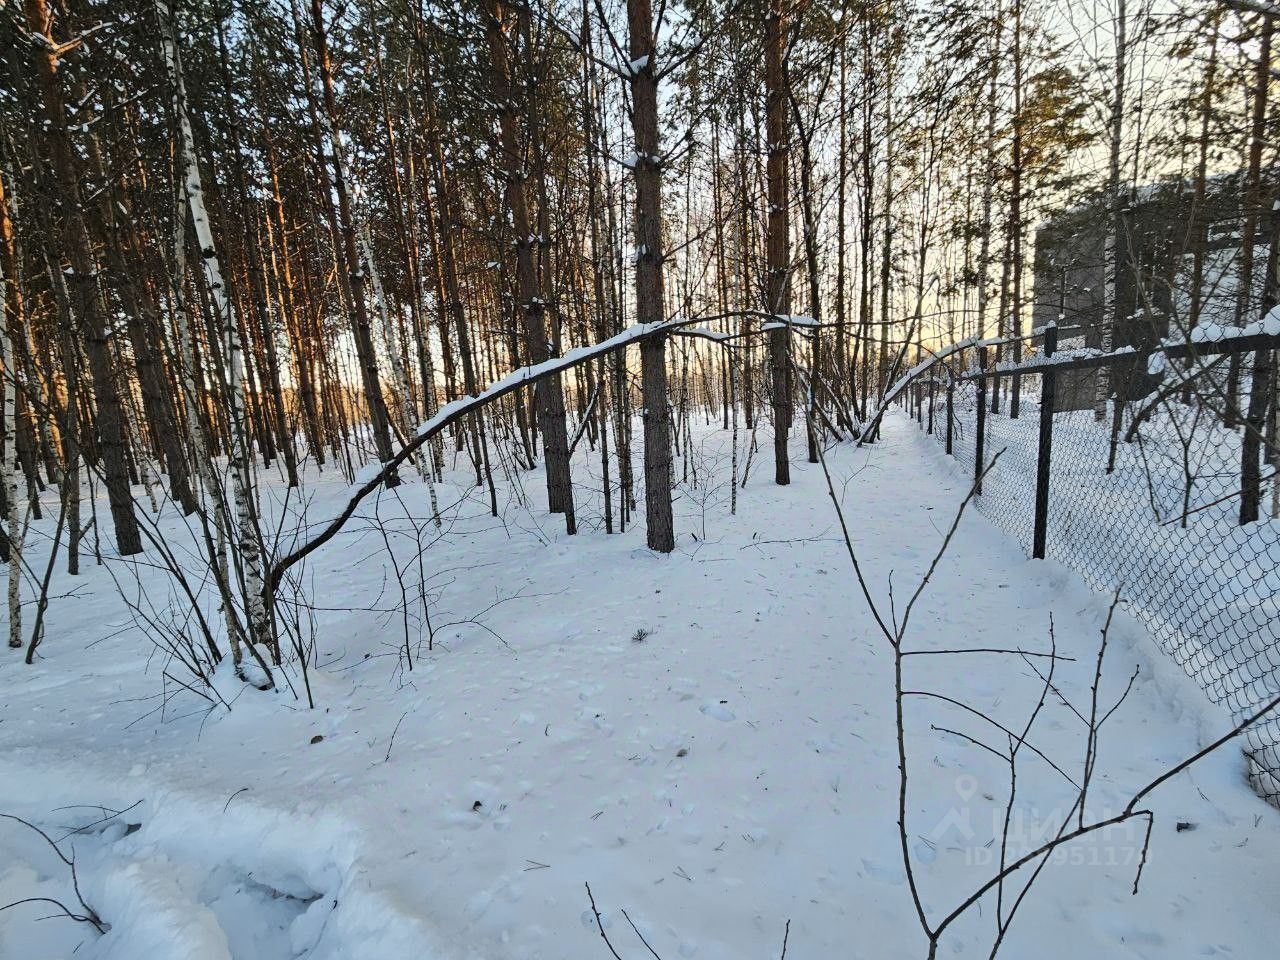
[267,315,734,594]
[619,54,650,76]
[759,314,820,331]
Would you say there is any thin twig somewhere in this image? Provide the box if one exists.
[384,710,411,763]
[903,648,1074,660]
[621,907,664,959]
[0,896,105,933]
[584,883,623,960]
[223,787,248,813]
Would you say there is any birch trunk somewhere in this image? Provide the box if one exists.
[976,13,1001,343]
[158,0,272,670]
[1095,0,1126,421]
[1,240,21,648]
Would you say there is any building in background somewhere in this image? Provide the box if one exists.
[1033,171,1275,410]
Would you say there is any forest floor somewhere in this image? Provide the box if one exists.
[2,412,1279,960]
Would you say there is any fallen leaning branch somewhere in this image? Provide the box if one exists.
[266,310,809,597]
[858,328,1047,447]
[858,328,964,446]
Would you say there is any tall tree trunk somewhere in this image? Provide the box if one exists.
[625,0,675,552]
[877,55,895,411]
[1095,0,1126,421]
[1183,10,1220,404]
[159,0,274,675]
[43,246,81,574]
[305,0,399,485]
[765,0,792,485]
[835,13,849,410]
[1238,12,1275,524]
[0,220,21,647]
[26,0,142,557]
[736,98,757,430]
[789,76,824,462]
[580,1,615,532]
[976,12,1001,343]
[483,0,575,532]
[1008,0,1026,419]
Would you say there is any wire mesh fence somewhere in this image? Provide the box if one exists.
[897,328,1280,805]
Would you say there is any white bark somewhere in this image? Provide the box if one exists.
[975,16,1001,340]
[418,286,444,477]
[5,187,60,487]
[1095,0,1126,421]
[128,408,160,513]
[169,178,236,652]
[158,0,270,665]
[729,351,738,516]
[1,247,22,649]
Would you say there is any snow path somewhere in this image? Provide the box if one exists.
[3,413,1279,959]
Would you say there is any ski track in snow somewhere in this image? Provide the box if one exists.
[2,412,1279,959]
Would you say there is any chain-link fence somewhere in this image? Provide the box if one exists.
[895,327,1280,805]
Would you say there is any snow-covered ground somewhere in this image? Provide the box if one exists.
[3,412,1279,959]
[922,380,1280,796]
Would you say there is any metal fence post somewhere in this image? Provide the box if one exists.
[1032,324,1057,559]
[927,379,935,435]
[945,375,954,456]
[976,346,988,494]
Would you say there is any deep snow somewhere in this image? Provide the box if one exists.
[2,412,1279,959]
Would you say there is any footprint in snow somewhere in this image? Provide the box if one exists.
[700,703,735,722]
[860,857,907,885]
[913,841,938,865]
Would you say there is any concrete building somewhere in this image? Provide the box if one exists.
[1032,173,1274,410]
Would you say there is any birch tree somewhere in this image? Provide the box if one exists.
[0,229,21,649]
[157,0,273,676]
[1095,0,1128,421]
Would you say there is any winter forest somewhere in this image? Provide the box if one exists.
[1,0,1280,956]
